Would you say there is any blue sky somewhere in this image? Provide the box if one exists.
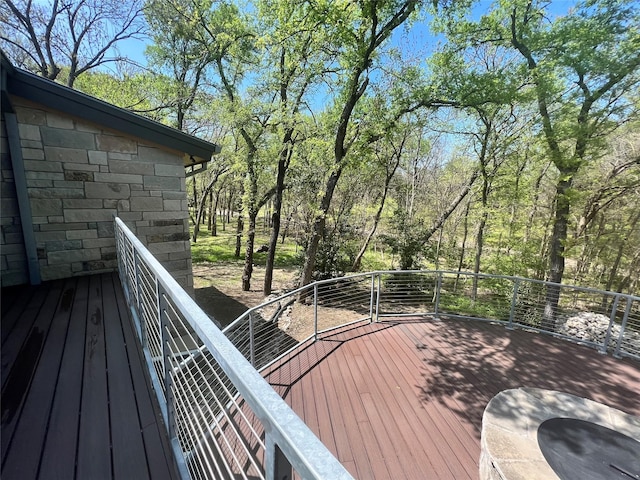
[115,0,578,71]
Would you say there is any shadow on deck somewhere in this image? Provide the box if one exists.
[262,317,640,480]
[1,272,179,480]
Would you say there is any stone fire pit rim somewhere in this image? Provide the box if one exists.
[479,387,640,480]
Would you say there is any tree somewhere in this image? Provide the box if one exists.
[1,0,146,87]
[350,123,405,272]
[145,0,214,131]
[257,0,333,295]
[436,0,640,321]
[299,0,422,287]
[72,67,175,122]
[191,162,230,242]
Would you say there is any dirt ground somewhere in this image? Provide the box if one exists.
[192,262,365,341]
[192,262,299,328]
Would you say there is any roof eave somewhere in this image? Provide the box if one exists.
[6,68,220,165]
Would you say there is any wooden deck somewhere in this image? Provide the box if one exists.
[5,272,638,480]
[263,318,640,480]
[1,272,179,480]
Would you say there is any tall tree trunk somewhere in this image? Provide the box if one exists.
[300,168,343,287]
[207,190,213,231]
[192,185,208,242]
[604,210,640,295]
[472,120,491,300]
[264,137,293,295]
[235,215,243,258]
[543,175,573,328]
[191,168,227,243]
[472,211,488,300]
[454,200,472,292]
[351,154,400,272]
[242,210,257,291]
[281,211,293,244]
[242,151,258,291]
[211,190,220,237]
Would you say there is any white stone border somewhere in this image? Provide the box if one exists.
[480,388,640,480]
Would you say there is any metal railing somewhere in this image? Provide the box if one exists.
[114,217,354,480]
[225,270,639,373]
[114,214,638,479]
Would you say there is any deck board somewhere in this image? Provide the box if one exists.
[39,276,88,480]
[264,317,640,480]
[103,273,150,479]
[76,274,112,479]
[1,273,179,480]
[1,278,75,480]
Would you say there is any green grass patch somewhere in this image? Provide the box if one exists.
[190,222,302,268]
[438,292,510,320]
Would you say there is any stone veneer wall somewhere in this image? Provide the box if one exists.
[1,97,193,290]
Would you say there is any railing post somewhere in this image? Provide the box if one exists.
[158,282,175,441]
[249,312,256,367]
[602,294,620,354]
[375,274,382,321]
[434,272,442,318]
[313,283,319,340]
[265,433,292,480]
[114,222,124,288]
[508,278,520,330]
[369,273,376,323]
[614,297,632,359]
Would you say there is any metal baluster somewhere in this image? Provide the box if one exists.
[614,297,632,359]
[134,250,145,344]
[508,278,520,330]
[156,280,170,430]
[602,295,620,355]
[369,273,375,323]
[375,274,382,321]
[249,311,256,367]
[314,283,319,340]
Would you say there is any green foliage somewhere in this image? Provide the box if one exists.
[306,230,360,281]
[74,69,169,121]
[190,221,299,267]
[380,209,433,270]
[438,292,511,320]
[23,0,638,296]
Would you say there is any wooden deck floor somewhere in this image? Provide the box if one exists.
[263,318,640,480]
[1,272,179,480]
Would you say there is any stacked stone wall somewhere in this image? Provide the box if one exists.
[3,97,193,290]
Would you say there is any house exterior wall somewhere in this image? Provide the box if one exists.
[2,97,193,290]
[1,111,29,286]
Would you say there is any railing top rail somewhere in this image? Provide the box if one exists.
[369,269,639,301]
[114,217,353,479]
[223,271,374,333]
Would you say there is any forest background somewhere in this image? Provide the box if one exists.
[2,0,639,302]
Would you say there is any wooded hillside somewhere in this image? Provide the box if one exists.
[3,0,638,296]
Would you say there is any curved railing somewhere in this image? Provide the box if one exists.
[114,218,353,480]
[224,270,640,374]
[114,214,638,480]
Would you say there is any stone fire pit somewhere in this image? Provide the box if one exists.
[480,388,640,480]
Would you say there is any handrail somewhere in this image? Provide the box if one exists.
[114,217,353,480]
